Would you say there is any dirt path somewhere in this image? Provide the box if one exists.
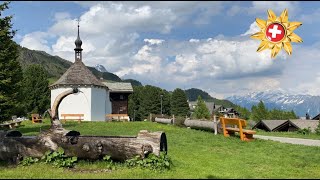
[253,135,320,147]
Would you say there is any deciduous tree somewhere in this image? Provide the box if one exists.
[193,95,210,119]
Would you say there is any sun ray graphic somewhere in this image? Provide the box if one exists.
[251,9,302,58]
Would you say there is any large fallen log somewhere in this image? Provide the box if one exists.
[0,88,167,163]
[184,118,223,134]
[154,117,173,124]
[0,129,167,162]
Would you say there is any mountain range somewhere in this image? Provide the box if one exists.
[226,90,320,118]
[17,45,142,86]
[94,64,107,72]
[185,88,237,108]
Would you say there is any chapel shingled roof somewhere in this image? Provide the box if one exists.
[49,60,106,89]
[102,82,133,92]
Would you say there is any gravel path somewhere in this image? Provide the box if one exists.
[253,135,320,147]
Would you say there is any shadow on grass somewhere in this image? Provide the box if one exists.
[0,160,8,167]
[0,161,17,168]
[17,124,51,135]
[15,122,79,135]
[206,175,221,179]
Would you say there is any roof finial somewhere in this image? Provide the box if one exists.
[77,18,80,37]
[74,18,82,50]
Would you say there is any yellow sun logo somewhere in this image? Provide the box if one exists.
[251,9,303,58]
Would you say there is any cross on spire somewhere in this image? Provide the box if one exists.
[74,18,83,62]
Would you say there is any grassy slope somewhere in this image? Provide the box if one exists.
[1,120,320,178]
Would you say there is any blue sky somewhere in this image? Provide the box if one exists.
[5,1,320,98]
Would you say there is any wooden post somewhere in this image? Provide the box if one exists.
[172,115,175,125]
[213,115,220,135]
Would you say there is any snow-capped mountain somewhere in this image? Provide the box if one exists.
[94,64,107,72]
[226,90,320,118]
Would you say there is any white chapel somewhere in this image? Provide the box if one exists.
[49,24,133,121]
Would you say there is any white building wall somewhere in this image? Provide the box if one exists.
[51,87,91,121]
[90,87,111,121]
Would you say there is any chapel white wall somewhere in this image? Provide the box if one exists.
[91,87,111,121]
[51,87,91,121]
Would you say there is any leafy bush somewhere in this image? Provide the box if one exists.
[192,96,211,120]
[19,157,39,166]
[41,147,77,168]
[125,152,172,171]
[174,116,186,127]
[103,155,116,170]
[297,127,311,135]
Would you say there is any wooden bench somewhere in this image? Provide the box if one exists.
[0,120,22,129]
[31,114,43,123]
[61,114,84,123]
[220,117,256,141]
[0,123,15,129]
[106,114,129,122]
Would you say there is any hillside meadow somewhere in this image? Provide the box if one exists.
[1,120,320,179]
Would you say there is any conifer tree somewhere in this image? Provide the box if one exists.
[128,86,144,120]
[250,100,268,121]
[0,2,23,121]
[20,64,50,115]
[170,88,190,117]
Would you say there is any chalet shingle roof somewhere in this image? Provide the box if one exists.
[253,120,288,131]
[289,119,319,132]
[312,113,320,120]
[103,82,133,92]
[50,60,105,88]
[253,119,320,132]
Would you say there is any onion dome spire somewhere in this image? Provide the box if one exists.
[74,19,83,61]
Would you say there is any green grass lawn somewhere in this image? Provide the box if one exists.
[255,129,320,140]
[1,119,320,179]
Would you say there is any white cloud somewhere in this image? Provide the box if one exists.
[20,32,53,53]
[227,5,243,16]
[116,36,285,96]
[300,8,320,24]
[247,78,281,92]
[54,12,71,21]
[144,39,165,45]
[249,1,300,16]
[49,2,178,36]
[227,1,300,17]
[241,21,259,36]
[75,1,225,25]
[278,46,320,96]
[189,39,200,43]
